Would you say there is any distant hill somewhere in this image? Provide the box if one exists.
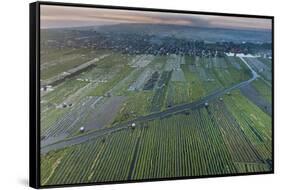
[41,23,271,45]
[92,23,271,43]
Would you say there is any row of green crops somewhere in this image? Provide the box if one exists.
[209,100,264,163]
[223,90,272,162]
[252,78,272,103]
[41,97,272,185]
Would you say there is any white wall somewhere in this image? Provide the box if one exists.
[0,0,279,189]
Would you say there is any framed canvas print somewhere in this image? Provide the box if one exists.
[29,1,274,188]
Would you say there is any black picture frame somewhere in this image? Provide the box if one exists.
[30,1,274,189]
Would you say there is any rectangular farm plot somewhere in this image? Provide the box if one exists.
[180,59,206,102]
[113,92,153,124]
[150,71,172,112]
[210,57,251,87]
[192,57,223,93]
[223,90,272,164]
[128,55,155,68]
[171,69,186,82]
[209,101,265,163]
[166,82,190,106]
[252,78,272,103]
[87,55,134,96]
[83,96,127,130]
[128,68,154,91]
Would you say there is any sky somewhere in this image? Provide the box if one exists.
[41,5,272,31]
